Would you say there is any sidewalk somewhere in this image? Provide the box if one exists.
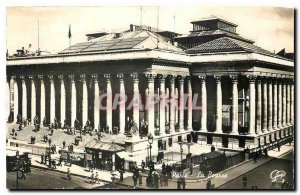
[29,154,133,183]
[118,143,294,189]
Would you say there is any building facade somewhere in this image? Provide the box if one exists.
[6,17,294,167]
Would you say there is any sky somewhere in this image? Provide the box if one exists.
[6,6,294,54]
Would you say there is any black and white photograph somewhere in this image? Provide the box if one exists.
[5,5,295,190]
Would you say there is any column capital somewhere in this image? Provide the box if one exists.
[91,74,98,81]
[177,75,185,82]
[20,75,26,80]
[185,76,191,82]
[168,74,176,84]
[80,74,86,82]
[229,75,238,83]
[117,73,124,80]
[104,74,111,81]
[246,75,257,83]
[38,75,44,80]
[48,75,54,80]
[11,76,17,80]
[214,75,222,82]
[273,80,277,84]
[198,75,206,82]
[145,74,156,82]
[256,79,261,84]
[28,75,34,80]
[58,75,64,80]
[158,74,167,82]
[130,73,139,82]
[68,74,75,81]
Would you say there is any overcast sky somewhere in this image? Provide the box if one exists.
[6,6,294,54]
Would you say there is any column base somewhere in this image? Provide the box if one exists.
[228,138,239,149]
[198,135,207,145]
[212,136,222,147]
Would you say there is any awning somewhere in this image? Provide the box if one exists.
[85,140,124,152]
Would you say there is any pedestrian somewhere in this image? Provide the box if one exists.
[20,169,26,180]
[255,185,258,189]
[164,173,168,186]
[162,162,166,174]
[63,140,66,148]
[95,172,100,184]
[133,175,137,188]
[181,177,186,189]
[277,142,281,152]
[141,160,145,172]
[189,163,193,175]
[41,153,44,164]
[67,168,71,180]
[242,176,247,189]
[52,160,57,169]
[90,171,95,184]
[206,179,211,189]
[177,179,181,189]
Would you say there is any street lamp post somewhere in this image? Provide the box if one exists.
[177,141,184,174]
[147,133,153,169]
[16,150,20,189]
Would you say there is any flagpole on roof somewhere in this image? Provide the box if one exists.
[68,24,72,47]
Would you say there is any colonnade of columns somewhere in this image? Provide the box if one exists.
[197,75,294,135]
[6,74,294,137]
[7,73,194,137]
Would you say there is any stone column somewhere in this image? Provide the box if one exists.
[291,83,294,125]
[49,75,55,124]
[58,75,66,125]
[230,75,239,134]
[278,80,282,128]
[6,79,10,121]
[131,73,140,131]
[247,75,256,135]
[215,76,222,133]
[187,76,193,131]
[168,75,175,133]
[13,76,19,122]
[29,76,36,122]
[117,73,126,134]
[20,76,27,119]
[268,80,273,131]
[69,75,76,128]
[104,74,112,131]
[146,74,155,135]
[158,74,166,135]
[175,88,178,125]
[165,88,169,127]
[273,80,278,129]
[92,74,100,129]
[81,74,88,126]
[286,83,291,125]
[200,76,207,131]
[38,75,45,125]
[262,79,268,132]
[178,75,184,131]
[256,78,262,134]
[282,80,286,127]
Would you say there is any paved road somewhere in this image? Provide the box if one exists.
[218,151,294,190]
[6,166,124,190]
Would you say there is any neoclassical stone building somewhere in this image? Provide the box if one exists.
[7,17,294,165]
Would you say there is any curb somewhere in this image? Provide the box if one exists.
[30,164,112,183]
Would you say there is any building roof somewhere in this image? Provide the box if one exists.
[186,37,284,59]
[59,30,182,54]
[85,140,124,152]
[177,29,254,44]
[191,17,238,27]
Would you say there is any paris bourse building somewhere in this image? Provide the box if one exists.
[6,17,294,164]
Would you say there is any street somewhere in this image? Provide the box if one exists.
[218,151,294,189]
[6,166,126,190]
